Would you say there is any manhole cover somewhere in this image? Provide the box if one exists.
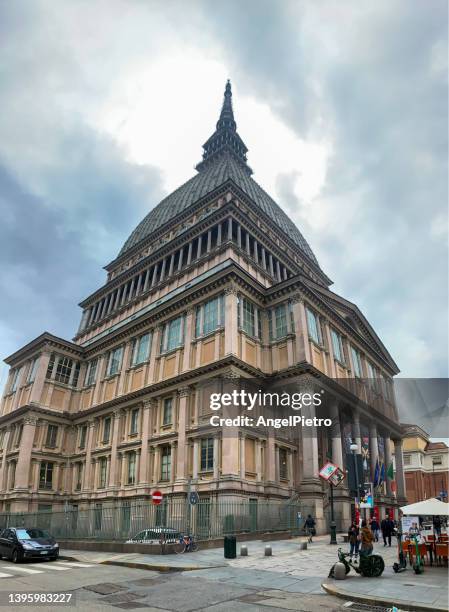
[102,592,146,605]
[84,583,127,595]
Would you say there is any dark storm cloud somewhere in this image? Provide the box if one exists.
[201,0,448,377]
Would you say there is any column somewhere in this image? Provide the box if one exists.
[330,402,344,469]
[159,258,167,282]
[240,434,245,479]
[253,239,259,264]
[291,296,311,363]
[29,351,51,405]
[143,268,151,292]
[192,439,199,480]
[275,445,280,482]
[170,441,176,484]
[120,451,128,487]
[82,420,95,491]
[255,439,262,481]
[196,236,202,259]
[227,217,233,241]
[148,326,162,383]
[245,232,251,256]
[370,422,379,482]
[384,434,392,496]
[108,410,121,488]
[207,230,212,252]
[352,409,362,452]
[152,446,160,484]
[217,223,222,246]
[394,439,406,500]
[0,428,12,491]
[237,224,242,248]
[269,254,274,277]
[151,264,158,287]
[187,242,193,265]
[182,310,194,371]
[139,401,151,484]
[175,388,190,482]
[213,437,220,480]
[135,272,143,295]
[177,248,184,272]
[14,415,37,490]
[261,246,267,270]
[168,254,175,277]
[224,286,238,355]
[276,260,281,281]
[117,342,132,395]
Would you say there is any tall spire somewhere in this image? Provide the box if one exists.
[196,80,252,175]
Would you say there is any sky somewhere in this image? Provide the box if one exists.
[0,0,447,395]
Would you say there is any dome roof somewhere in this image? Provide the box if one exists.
[118,81,320,269]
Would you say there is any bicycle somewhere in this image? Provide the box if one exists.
[175,534,198,554]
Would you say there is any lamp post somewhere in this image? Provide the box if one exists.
[329,481,337,544]
[350,441,359,523]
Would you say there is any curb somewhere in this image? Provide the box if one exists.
[100,559,226,573]
[321,581,449,612]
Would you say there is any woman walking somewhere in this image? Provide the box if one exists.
[360,520,374,557]
[348,522,360,560]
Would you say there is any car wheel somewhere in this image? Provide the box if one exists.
[12,549,22,564]
[49,555,58,561]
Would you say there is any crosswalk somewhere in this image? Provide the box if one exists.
[0,560,95,578]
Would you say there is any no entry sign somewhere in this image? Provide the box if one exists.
[152,490,163,505]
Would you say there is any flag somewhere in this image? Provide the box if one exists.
[387,462,394,480]
[373,459,380,488]
[380,462,386,487]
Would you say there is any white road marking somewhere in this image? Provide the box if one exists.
[0,565,43,574]
[31,563,69,570]
[0,572,13,578]
[55,562,95,568]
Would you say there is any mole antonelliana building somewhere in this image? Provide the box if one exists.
[0,82,406,532]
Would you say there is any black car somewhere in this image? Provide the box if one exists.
[0,528,59,563]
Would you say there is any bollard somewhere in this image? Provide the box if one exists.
[224,535,237,559]
[333,562,347,580]
[240,545,248,556]
[264,545,272,557]
[299,542,307,550]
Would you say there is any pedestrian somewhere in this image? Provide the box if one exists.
[381,514,394,547]
[370,516,380,542]
[433,516,442,537]
[304,514,316,543]
[348,522,359,560]
[360,520,374,557]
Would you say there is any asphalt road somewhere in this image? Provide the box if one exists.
[0,558,347,611]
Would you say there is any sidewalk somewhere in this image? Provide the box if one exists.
[61,535,449,610]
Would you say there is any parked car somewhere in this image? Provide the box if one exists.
[0,528,59,563]
[126,527,181,544]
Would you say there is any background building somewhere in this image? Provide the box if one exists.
[400,423,448,504]
[0,82,405,535]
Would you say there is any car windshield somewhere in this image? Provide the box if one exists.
[16,529,50,540]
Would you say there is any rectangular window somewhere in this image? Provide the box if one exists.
[10,368,21,393]
[46,354,55,379]
[200,438,214,471]
[131,332,152,366]
[160,446,171,481]
[72,362,80,387]
[195,295,224,337]
[306,308,322,344]
[39,462,54,490]
[99,458,107,488]
[367,361,379,390]
[331,329,344,363]
[382,375,392,401]
[273,304,288,339]
[45,424,58,448]
[162,398,173,426]
[165,316,184,352]
[102,417,111,443]
[127,452,136,484]
[75,463,83,490]
[55,356,73,385]
[279,448,288,480]
[350,346,363,378]
[84,358,98,386]
[79,425,87,449]
[107,346,123,376]
[238,296,260,338]
[403,454,411,466]
[16,424,23,447]
[27,357,39,383]
[432,456,442,466]
[130,408,139,434]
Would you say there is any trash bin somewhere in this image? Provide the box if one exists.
[224,535,237,559]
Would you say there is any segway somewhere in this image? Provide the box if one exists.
[393,531,407,573]
[411,535,424,574]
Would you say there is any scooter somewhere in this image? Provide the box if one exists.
[411,535,424,574]
[393,531,407,573]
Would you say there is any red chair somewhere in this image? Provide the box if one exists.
[435,543,449,566]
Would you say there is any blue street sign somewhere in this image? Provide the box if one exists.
[189,491,199,505]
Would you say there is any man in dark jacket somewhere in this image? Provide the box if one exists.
[381,515,394,546]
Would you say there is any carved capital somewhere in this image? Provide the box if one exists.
[289,293,303,304]
[224,284,238,296]
[178,387,191,398]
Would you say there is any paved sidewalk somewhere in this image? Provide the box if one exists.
[61,536,449,610]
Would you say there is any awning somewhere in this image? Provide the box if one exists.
[400,498,449,516]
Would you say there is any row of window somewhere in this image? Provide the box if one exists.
[8,357,39,393]
[305,306,392,399]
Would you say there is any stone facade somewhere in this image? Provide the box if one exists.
[0,82,405,531]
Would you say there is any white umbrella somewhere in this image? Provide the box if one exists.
[400,498,449,516]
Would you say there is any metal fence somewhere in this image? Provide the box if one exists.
[0,498,302,542]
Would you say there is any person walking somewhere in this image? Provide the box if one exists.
[360,520,374,557]
[434,516,442,537]
[370,516,380,542]
[304,514,316,543]
[348,522,360,560]
[381,514,394,547]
